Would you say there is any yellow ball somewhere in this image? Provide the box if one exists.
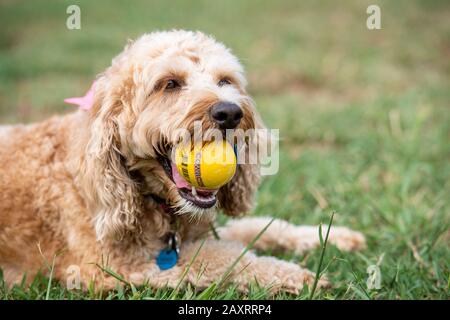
[174,140,237,189]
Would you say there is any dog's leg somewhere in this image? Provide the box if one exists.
[56,218,364,293]
[126,239,329,295]
[218,217,366,255]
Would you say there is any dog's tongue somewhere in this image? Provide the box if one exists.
[170,161,218,195]
[171,162,191,189]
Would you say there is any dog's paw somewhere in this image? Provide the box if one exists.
[241,256,331,295]
[276,269,331,295]
[328,227,366,251]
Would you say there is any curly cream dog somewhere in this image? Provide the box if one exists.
[0,30,365,294]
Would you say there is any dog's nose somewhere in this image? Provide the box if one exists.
[210,102,243,129]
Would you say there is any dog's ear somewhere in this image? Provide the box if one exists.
[81,78,142,241]
[218,163,261,216]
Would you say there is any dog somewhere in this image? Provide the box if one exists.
[0,30,365,294]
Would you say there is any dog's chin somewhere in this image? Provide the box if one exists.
[173,196,218,222]
[157,155,220,211]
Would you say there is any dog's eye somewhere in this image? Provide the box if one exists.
[217,78,232,87]
[165,79,180,90]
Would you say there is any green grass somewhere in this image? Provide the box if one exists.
[0,0,449,299]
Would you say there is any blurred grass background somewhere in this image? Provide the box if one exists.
[0,0,449,299]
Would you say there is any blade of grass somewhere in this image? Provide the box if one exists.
[196,283,218,300]
[209,223,221,240]
[45,254,57,300]
[196,218,274,299]
[216,218,275,291]
[169,237,207,299]
[95,264,129,286]
[335,257,371,299]
[309,211,335,299]
[318,222,324,246]
[36,243,62,300]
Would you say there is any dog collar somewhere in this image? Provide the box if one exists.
[146,194,176,215]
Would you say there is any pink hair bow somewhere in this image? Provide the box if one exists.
[64,81,96,111]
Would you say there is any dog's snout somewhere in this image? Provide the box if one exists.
[210,102,243,129]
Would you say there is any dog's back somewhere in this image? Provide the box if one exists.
[0,115,74,284]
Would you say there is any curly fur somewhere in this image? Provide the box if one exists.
[0,30,365,293]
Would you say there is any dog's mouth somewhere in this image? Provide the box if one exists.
[158,155,218,209]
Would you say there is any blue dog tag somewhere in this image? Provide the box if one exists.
[156,249,178,270]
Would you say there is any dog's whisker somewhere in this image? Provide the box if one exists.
[172,198,217,223]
